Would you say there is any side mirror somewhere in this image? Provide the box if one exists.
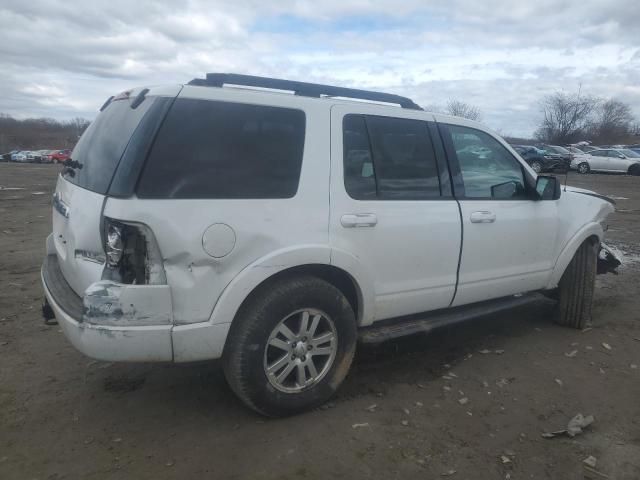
[618,154,625,159]
[536,175,561,200]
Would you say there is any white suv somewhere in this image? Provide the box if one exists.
[41,74,619,416]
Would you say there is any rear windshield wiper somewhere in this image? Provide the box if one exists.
[62,158,83,177]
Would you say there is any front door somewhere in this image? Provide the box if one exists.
[330,105,462,322]
[436,120,559,307]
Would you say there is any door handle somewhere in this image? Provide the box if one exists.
[470,211,496,223]
[341,213,378,228]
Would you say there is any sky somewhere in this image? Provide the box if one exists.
[1,0,639,137]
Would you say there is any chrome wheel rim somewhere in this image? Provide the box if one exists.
[263,309,337,393]
[579,163,588,173]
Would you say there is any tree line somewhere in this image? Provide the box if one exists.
[0,114,90,153]
[535,91,639,145]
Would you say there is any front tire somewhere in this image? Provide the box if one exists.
[223,275,357,417]
[553,240,598,329]
[628,164,640,176]
[577,162,590,174]
[530,161,543,173]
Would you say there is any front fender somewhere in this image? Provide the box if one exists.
[546,222,603,289]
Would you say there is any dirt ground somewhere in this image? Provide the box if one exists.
[1,163,639,480]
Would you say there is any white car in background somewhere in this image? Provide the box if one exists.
[10,151,28,162]
[573,148,640,175]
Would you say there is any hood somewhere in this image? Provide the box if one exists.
[563,185,616,206]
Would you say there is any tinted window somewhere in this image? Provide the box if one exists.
[446,125,525,199]
[343,114,441,200]
[343,115,376,199]
[137,99,305,199]
[66,97,156,194]
[591,150,608,157]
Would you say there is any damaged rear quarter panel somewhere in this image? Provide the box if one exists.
[101,93,331,327]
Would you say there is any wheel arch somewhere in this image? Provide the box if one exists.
[546,224,602,289]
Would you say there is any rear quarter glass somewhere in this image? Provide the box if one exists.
[136,98,306,199]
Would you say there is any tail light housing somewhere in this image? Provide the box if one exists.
[102,217,166,285]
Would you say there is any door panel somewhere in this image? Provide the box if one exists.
[330,105,462,323]
[454,200,558,306]
[435,119,559,306]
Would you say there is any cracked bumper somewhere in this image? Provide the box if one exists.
[41,255,173,362]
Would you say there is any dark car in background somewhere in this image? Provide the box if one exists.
[538,145,572,170]
[512,145,565,173]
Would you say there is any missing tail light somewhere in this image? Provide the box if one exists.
[102,217,166,285]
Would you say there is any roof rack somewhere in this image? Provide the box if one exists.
[187,73,423,110]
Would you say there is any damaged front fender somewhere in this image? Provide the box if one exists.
[597,242,622,275]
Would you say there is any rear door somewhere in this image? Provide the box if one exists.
[437,120,559,306]
[330,105,462,322]
[52,87,180,295]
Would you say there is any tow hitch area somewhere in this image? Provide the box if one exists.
[598,243,622,275]
[42,298,57,325]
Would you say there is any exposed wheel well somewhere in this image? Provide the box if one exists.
[234,264,362,325]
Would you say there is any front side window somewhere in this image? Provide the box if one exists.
[343,114,441,200]
[137,99,306,199]
[445,124,526,199]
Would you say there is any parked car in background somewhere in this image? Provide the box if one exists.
[25,151,43,162]
[1,150,19,161]
[41,73,619,416]
[51,149,71,163]
[38,150,56,163]
[538,145,572,170]
[628,144,640,155]
[512,145,562,173]
[10,151,28,162]
[575,148,640,174]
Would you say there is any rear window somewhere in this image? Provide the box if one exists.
[137,99,306,199]
[65,97,156,194]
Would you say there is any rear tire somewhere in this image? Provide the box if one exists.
[553,240,598,329]
[628,164,640,176]
[223,275,357,417]
[577,162,590,174]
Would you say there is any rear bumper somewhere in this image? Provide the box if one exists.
[41,255,173,362]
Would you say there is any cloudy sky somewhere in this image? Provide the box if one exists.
[1,0,639,137]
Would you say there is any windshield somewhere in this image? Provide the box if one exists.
[621,149,640,158]
[551,145,570,154]
[63,97,156,194]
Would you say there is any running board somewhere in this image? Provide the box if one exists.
[359,293,545,344]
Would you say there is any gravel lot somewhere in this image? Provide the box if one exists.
[1,163,639,479]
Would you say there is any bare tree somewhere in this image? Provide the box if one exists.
[445,99,482,121]
[534,91,598,143]
[589,99,634,143]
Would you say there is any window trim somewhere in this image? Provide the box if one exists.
[341,113,451,201]
[437,122,537,201]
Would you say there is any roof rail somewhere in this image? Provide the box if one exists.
[187,73,423,110]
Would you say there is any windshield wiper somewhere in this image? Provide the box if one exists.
[62,158,83,177]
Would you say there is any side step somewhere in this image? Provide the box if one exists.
[359,293,546,344]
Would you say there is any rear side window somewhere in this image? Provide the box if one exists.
[137,99,306,199]
[343,114,441,200]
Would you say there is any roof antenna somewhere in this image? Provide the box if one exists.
[563,152,570,192]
